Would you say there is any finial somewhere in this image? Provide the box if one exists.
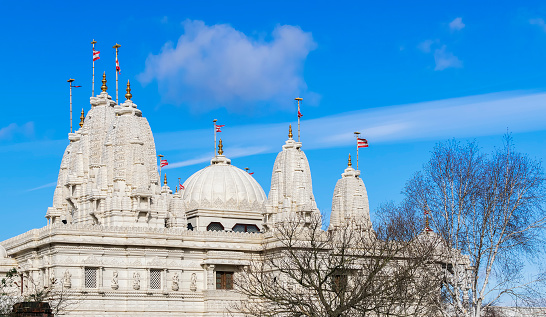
[164,173,167,186]
[125,80,132,100]
[348,154,352,167]
[101,72,107,92]
[288,124,293,139]
[80,109,85,128]
[218,139,224,155]
[91,39,97,45]
[175,186,178,193]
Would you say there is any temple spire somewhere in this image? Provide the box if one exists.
[164,173,167,186]
[348,154,352,167]
[101,72,107,92]
[288,124,293,139]
[218,139,224,155]
[125,80,132,100]
[79,109,85,128]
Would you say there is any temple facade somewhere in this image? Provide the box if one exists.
[0,74,378,316]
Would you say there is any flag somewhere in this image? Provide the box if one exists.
[249,172,254,175]
[72,85,82,88]
[179,181,185,190]
[93,50,100,61]
[116,56,120,73]
[298,110,303,118]
[357,138,369,148]
[160,159,168,167]
[216,124,225,133]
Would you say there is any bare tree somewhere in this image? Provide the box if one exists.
[232,213,449,317]
[0,268,77,316]
[390,136,546,317]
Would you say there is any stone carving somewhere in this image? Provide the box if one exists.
[50,270,56,286]
[190,273,197,292]
[63,270,71,289]
[172,272,179,291]
[132,272,140,290]
[111,271,119,290]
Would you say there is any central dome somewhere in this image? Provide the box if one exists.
[182,155,267,213]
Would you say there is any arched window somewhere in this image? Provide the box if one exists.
[232,224,260,233]
[207,222,224,231]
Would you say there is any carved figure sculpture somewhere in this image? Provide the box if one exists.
[190,272,197,292]
[63,270,71,289]
[112,271,119,290]
[172,272,179,291]
[133,272,140,290]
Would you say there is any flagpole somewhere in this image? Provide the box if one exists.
[68,79,75,133]
[158,154,164,187]
[354,131,360,171]
[113,43,121,104]
[91,39,96,97]
[213,119,217,157]
[295,97,303,142]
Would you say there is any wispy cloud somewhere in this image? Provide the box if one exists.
[530,18,546,32]
[434,45,462,71]
[27,182,56,192]
[0,122,34,141]
[138,20,317,112]
[449,17,465,31]
[417,39,435,53]
[156,91,546,168]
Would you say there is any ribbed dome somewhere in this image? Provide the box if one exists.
[182,155,266,212]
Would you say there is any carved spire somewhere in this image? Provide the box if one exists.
[125,80,132,100]
[288,124,293,139]
[164,173,167,186]
[101,72,107,92]
[79,109,85,128]
[218,139,224,155]
[348,154,352,167]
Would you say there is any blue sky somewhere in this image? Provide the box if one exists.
[2,1,546,241]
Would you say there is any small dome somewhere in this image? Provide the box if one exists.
[182,155,267,213]
[0,245,7,258]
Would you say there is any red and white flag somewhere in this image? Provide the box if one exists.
[216,124,225,133]
[93,49,100,61]
[179,181,185,190]
[160,159,168,167]
[298,110,303,118]
[357,138,369,148]
[116,56,120,73]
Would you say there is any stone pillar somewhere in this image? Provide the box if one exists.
[206,265,215,290]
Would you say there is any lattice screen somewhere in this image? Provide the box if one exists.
[150,269,161,289]
[84,267,97,288]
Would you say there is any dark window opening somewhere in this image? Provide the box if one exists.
[207,222,224,231]
[187,223,194,231]
[216,271,233,290]
[232,224,260,233]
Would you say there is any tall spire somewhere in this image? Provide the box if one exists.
[125,80,132,100]
[164,173,167,186]
[348,154,352,167]
[101,72,107,92]
[79,109,85,128]
[288,124,293,139]
[218,139,224,155]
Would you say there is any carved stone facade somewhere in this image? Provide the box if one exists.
[0,75,446,316]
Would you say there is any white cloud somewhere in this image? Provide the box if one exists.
[417,40,434,53]
[449,17,465,31]
[530,18,546,32]
[155,91,546,168]
[434,45,462,71]
[138,20,317,112]
[27,182,56,192]
[0,122,34,141]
